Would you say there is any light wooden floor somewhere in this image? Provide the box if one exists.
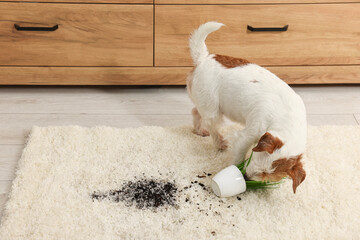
[1,85,360,216]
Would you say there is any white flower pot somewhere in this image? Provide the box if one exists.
[211,165,247,197]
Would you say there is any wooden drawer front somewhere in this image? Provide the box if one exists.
[155,4,360,66]
[0,3,153,66]
[1,0,153,4]
[155,0,360,3]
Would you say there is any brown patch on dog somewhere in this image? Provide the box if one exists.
[214,54,250,68]
[250,79,259,83]
[260,171,288,182]
[252,132,284,154]
[266,154,306,193]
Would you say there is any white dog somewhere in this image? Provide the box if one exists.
[187,22,307,193]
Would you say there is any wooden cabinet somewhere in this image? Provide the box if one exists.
[155,4,360,67]
[0,0,360,85]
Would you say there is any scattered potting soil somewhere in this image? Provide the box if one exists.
[92,178,177,210]
[91,170,239,221]
[178,171,242,223]
[90,170,239,238]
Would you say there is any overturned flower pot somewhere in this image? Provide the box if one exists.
[211,165,246,197]
[211,152,285,198]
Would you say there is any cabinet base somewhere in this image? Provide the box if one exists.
[0,66,359,85]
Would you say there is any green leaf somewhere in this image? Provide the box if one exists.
[238,151,254,175]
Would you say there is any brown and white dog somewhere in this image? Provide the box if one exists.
[187,22,307,193]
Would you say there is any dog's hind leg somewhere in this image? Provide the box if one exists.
[191,77,226,150]
[202,114,228,151]
[192,107,210,137]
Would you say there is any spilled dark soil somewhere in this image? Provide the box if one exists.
[92,178,177,210]
[91,172,242,236]
[91,171,241,213]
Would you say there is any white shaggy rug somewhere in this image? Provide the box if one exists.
[0,125,359,240]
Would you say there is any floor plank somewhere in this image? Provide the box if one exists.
[0,181,10,195]
[0,181,11,218]
[1,86,360,115]
[0,87,193,115]
[293,86,360,114]
[0,145,23,181]
[307,114,359,126]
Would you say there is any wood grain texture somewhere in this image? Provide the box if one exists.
[1,85,360,115]
[155,0,360,3]
[0,67,188,85]
[0,145,22,180]
[4,0,153,3]
[0,87,193,114]
[0,3,153,66]
[307,114,359,126]
[155,4,360,66]
[267,66,360,84]
[1,65,360,85]
[293,86,360,114]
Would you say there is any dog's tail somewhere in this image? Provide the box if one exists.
[189,21,224,65]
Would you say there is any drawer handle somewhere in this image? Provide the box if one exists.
[14,24,59,32]
[247,25,288,32]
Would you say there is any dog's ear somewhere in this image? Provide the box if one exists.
[287,160,306,194]
[252,132,284,154]
[271,155,306,193]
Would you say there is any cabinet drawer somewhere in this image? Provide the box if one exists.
[0,0,153,4]
[155,0,360,3]
[0,3,153,66]
[155,4,360,66]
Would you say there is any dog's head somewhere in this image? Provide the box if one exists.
[245,132,306,193]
